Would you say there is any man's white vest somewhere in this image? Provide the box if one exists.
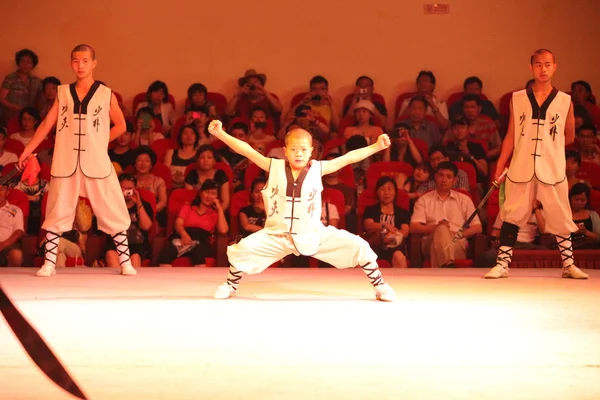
[508,88,571,185]
[52,82,113,179]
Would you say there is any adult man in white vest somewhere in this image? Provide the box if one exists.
[19,44,136,277]
[208,119,396,301]
[485,49,588,279]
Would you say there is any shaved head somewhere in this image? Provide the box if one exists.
[530,48,555,65]
[284,128,312,147]
[71,44,96,60]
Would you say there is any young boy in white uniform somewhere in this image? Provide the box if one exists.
[208,120,396,301]
[485,49,588,279]
[19,44,136,277]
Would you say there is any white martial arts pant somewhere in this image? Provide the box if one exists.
[227,225,377,275]
[43,166,130,235]
[501,178,577,235]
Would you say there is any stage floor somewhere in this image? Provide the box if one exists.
[1,267,600,400]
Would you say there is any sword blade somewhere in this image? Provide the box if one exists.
[0,285,88,400]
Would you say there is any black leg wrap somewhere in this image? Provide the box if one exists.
[499,222,519,247]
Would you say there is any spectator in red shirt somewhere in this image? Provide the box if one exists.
[158,179,228,267]
[571,80,600,128]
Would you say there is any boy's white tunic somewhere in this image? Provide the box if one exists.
[502,88,577,234]
[42,82,130,235]
[227,158,376,274]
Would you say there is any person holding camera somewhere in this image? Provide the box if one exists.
[387,121,423,166]
[286,75,340,132]
[104,174,154,268]
[225,69,282,121]
[343,76,388,127]
[247,106,276,155]
[133,107,165,147]
[278,104,330,142]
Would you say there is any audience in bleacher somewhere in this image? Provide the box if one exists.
[287,75,340,131]
[388,121,424,166]
[184,145,230,211]
[565,150,590,190]
[342,100,385,146]
[0,182,24,267]
[343,75,388,127]
[10,106,40,146]
[0,50,599,269]
[239,177,266,238]
[448,76,500,127]
[164,124,200,188]
[133,146,167,227]
[225,69,282,122]
[39,76,60,119]
[445,115,488,187]
[410,162,482,268]
[135,80,176,134]
[416,146,470,194]
[133,107,165,146]
[569,183,600,249]
[397,70,449,130]
[401,96,443,148]
[186,83,218,118]
[0,49,42,126]
[109,121,136,170]
[363,176,410,268]
[575,124,600,165]
[158,179,228,267]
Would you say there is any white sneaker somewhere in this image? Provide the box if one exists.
[36,264,56,277]
[214,283,236,299]
[375,283,396,302]
[484,265,509,279]
[120,264,137,276]
[562,265,589,279]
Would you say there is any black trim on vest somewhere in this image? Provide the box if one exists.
[526,87,558,120]
[69,81,101,114]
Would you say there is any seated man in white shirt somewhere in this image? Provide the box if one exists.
[410,161,482,267]
[481,200,547,267]
[0,182,24,267]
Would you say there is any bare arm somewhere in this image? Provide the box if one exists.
[136,203,153,231]
[220,181,230,211]
[239,212,264,233]
[163,149,174,168]
[208,120,270,172]
[214,201,229,235]
[406,138,423,163]
[494,99,516,179]
[109,93,127,142]
[174,217,188,237]
[565,102,575,145]
[156,184,168,213]
[321,134,390,176]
